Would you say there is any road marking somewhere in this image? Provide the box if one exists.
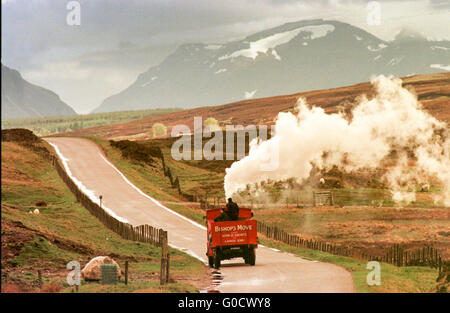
[98,153,207,231]
[47,141,129,223]
[169,242,207,263]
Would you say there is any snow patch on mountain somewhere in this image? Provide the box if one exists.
[205,44,222,50]
[388,57,404,66]
[245,90,257,99]
[368,43,387,52]
[219,24,335,61]
[431,46,450,51]
[141,76,157,87]
[214,68,227,74]
[271,49,281,61]
[430,64,450,71]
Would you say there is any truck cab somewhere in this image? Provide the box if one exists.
[206,207,258,269]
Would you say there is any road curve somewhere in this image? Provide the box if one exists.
[45,137,355,293]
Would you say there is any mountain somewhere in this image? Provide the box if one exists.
[93,19,450,113]
[1,64,77,119]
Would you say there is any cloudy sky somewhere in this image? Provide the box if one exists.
[2,0,449,113]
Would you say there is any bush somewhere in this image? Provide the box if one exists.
[152,123,167,138]
[109,140,162,164]
[204,117,221,131]
[1,128,40,142]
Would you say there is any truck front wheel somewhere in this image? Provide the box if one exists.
[214,250,221,269]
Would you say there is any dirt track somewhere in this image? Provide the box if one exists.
[45,137,355,293]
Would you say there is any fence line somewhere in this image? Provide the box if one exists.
[50,154,170,283]
[256,220,446,273]
[51,154,165,247]
[313,191,334,206]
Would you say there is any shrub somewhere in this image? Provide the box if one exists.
[152,123,167,138]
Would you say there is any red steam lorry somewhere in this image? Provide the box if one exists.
[206,207,258,269]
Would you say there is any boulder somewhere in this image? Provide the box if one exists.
[81,256,122,281]
[33,209,40,215]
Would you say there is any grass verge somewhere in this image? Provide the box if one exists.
[259,237,439,293]
[1,139,209,293]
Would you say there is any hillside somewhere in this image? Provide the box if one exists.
[1,64,77,119]
[1,129,208,292]
[64,72,450,140]
[1,108,179,137]
[94,19,450,113]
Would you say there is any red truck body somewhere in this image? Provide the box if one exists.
[206,207,258,268]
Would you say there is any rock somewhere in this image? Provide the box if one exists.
[81,256,122,281]
[319,178,325,185]
[33,209,40,215]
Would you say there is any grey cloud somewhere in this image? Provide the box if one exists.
[1,0,448,113]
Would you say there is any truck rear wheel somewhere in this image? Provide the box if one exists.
[248,248,256,266]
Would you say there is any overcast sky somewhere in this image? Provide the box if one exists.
[2,0,449,113]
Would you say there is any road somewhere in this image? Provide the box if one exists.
[45,137,355,293]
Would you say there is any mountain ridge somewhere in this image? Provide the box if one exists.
[93,19,450,113]
[1,63,77,119]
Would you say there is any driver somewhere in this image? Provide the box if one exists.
[214,198,239,221]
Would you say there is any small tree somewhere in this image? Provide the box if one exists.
[152,123,167,138]
[204,117,221,131]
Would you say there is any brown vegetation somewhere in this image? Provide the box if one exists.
[62,73,449,140]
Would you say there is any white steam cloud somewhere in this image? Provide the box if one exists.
[224,76,450,206]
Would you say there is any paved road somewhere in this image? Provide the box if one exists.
[45,137,355,293]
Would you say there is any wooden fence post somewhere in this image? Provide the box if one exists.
[160,230,169,285]
[38,270,42,289]
[125,261,129,285]
[166,254,170,283]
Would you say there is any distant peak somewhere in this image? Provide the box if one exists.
[394,28,426,42]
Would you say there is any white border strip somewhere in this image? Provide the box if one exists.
[98,153,207,230]
[169,242,207,264]
[48,142,129,224]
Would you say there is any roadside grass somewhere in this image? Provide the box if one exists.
[254,206,450,259]
[258,237,439,293]
[165,203,205,225]
[1,141,209,293]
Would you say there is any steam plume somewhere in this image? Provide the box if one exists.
[224,76,450,206]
